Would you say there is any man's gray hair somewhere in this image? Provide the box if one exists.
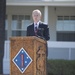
[32,9,42,16]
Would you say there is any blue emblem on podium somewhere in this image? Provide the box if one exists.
[12,48,32,73]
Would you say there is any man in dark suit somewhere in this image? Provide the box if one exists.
[27,9,50,75]
[27,9,50,41]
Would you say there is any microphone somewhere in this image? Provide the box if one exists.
[37,28,45,40]
[38,28,44,36]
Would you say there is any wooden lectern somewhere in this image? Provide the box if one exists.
[10,36,47,75]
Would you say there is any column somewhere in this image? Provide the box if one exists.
[44,6,48,24]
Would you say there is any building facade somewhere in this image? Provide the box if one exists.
[3,0,75,74]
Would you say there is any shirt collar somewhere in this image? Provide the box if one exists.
[34,21,40,28]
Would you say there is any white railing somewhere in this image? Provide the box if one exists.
[3,40,75,74]
[47,41,75,60]
[3,41,10,74]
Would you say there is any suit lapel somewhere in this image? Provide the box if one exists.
[38,22,42,28]
[31,23,35,35]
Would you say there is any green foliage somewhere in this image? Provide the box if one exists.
[47,60,75,75]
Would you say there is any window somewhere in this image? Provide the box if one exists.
[11,15,31,36]
[56,16,75,41]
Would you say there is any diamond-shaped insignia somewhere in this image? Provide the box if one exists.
[12,48,32,73]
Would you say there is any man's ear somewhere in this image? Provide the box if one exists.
[40,15,42,19]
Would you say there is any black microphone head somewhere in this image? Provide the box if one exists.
[37,28,44,37]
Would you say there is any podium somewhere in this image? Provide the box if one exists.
[10,36,47,75]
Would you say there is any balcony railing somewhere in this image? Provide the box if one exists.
[6,0,75,2]
[3,40,75,74]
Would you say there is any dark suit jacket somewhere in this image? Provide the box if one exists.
[27,22,50,41]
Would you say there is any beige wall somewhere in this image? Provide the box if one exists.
[6,6,44,21]
[48,6,75,41]
[6,6,75,41]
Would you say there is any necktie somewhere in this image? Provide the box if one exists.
[35,24,38,36]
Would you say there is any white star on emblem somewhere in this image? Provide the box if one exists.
[25,61,27,63]
[15,59,18,62]
[22,50,24,53]
[27,57,29,59]
[22,68,24,70]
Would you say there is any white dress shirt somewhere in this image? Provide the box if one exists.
[34,21,40,30]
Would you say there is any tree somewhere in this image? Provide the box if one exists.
[0,0,6,74]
